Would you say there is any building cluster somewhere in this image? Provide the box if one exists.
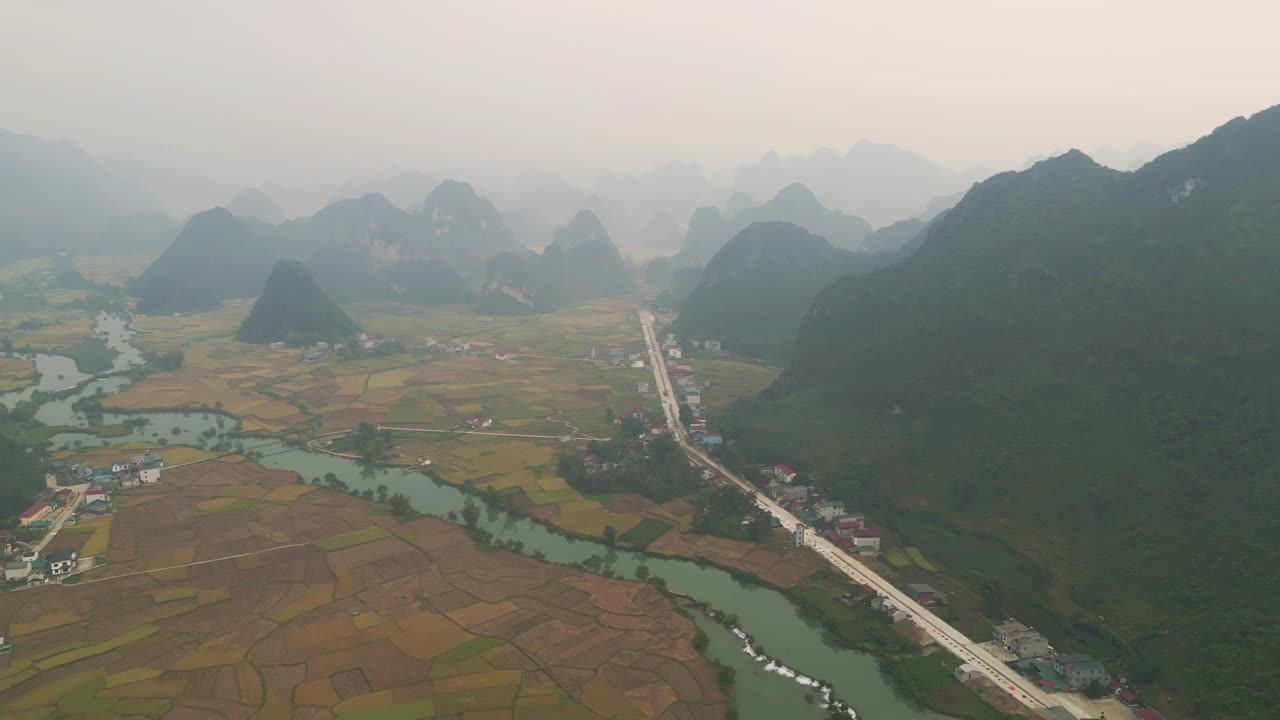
[301,340,337,362]
[465,416,494,430]
[760,464,883,557]
[427,337,511,360]
[607,346,646,368]
[999,616,1155,712]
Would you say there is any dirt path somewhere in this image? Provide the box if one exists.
[71,543,308,586]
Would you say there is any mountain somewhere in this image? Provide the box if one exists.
[674,221,916,361]
[226,187,286,224]
[732,140,976,226]
[723,106,1280,720]
[672,183,872,268]
[862,217,928,254]
[330,170,437,211]
[420,179,520,272]
[534,210,634,309]
[502,207,556,249]
[0,129,159,258]
[478,210,632,313]
[632,212,683,252]
[94,211,179,254]
[305,245,393,303]
[130,208,275,314]
[381,259,473,305]
[235,260,360,346]
[281,192,418,262]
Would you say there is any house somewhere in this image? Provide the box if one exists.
[1052,654,1107,691]
[140,467,161,485]
[316,341,330,351]
[118,475,141,489]
[18,502,52,526]
[79,500,111,519]
[636,382,650,394]
[772,464,798,483]
[1132,710,1164,720]
[851,528,881,552]
[85,488,109,503]
[47,548,78,576]
[630,359,645,369]
[465,417,494,430]
[774,484,809,503]
[5,561,31,582]
[492,352,509,360]
[54,488,74,505]
[992,618,1053,659]
[684,392,701,406]
[835,517,862,538]
[704,340,722,353]
[701,432,723,446]
[906,583,941,605]
[584,456,603,473]
[954,663,982,682]
[814,499,845,522]
[269,341,286,350]
[49,459,67,473]
[614,407,645,424]
[111,462,132,475]
[20,550,38,562]
[302,347,324,362]
[667,347,682,359]
[585,346,596,360]
[0,529,12,555]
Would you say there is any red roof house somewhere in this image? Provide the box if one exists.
[19,502,50,519]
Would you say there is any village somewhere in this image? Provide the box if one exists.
[2,450,165,591]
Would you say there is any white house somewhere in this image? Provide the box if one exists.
[48,548,78,576]
[630,360,645,369]
[140,467,161,484]
[954,663,982,682]
[667,348,682,359]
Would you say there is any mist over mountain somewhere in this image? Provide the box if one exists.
[732,141,978,226]
[674,221,920,361]
[330,170,438,211]
[94,211,179,255]
[235,260,360,346]
[130,208,275,313]
[304,245,394,303]
[226,187,286,224]
[672,183,872,268]
[725,105,1280,718]
[632,211,684,252]
[502,207,556,249]
[0,129,160,259]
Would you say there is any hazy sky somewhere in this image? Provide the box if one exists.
[3,0,1278,183]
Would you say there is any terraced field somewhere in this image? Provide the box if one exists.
[0,457,730,719]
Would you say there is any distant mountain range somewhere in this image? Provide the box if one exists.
[674,221,923,361]
[226,187,286,224]
[732,140,981,226]
[235,260,360,346]
[0,129,166,259]
[723,105,1280,720]
[672,183,873,268]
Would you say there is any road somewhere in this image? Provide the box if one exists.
[639,311,1087,719]
[34,482,88,553]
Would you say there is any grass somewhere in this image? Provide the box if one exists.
[886,548,913,567]
[430,636,506,663]
[313,526,391,550]
[334,698,437,720]
[618,518,674,547]
[906,547,939,572]
[80,520,112,557]
[787,573,913,654]
[62,336,115,374]
[525,489,581,506]
[885,653,1022,720]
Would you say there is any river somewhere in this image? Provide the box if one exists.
[14,313,941,720]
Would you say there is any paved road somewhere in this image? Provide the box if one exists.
[34,482,88,553]
[638,312,1086,719]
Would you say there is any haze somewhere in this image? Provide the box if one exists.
[3,1,1278,191]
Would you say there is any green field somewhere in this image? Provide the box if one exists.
[313,526,391,550]
[618,518,674,547]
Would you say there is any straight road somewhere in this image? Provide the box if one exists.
[638,312,1086,719]
[34,482,88,553]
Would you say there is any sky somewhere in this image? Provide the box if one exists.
[3,0,1279,185]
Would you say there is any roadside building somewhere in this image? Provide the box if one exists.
[1052,654,1108,690]
[4,561,31,582]
[851,528,881,552]
[140,467,161,484]
[906,583,942,605]
[771,464,798,483]
[993,618,1053,659]
[701,432,722,446]
[835,517,862,539]
[815,500,845,522]
[954,663,982,682]
[17,502,51,526]
[48,548,78,576]
[667,347,682,359]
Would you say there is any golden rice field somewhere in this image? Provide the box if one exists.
[0,355,36,392]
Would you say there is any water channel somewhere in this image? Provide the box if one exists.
[12,313,942,720]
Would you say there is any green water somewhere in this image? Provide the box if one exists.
[257,445,941,720]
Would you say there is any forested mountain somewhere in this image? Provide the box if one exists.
[722,105,1280,720]
[633,211,683,251]
[235,260,360,346]
[0,128,160,259]
[226,187,286,224]
[672,183,872,267]
[130,208,275,314]
[478,211,631,313]
[381,259,473,305]
[674,221,916,361]
[862,217,928,254]
[304,245,394,303]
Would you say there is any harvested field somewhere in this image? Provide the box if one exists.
[648,528,826,588]
[0,458,728,719]
[0,355,36,392]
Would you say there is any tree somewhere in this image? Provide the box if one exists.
[603,525,617,547]
[375,484,388,504]
[635,564,650,581]
[461,497,481,529]
[360,488,374,501]
[1083,680,1109,699]
[388,493,413,516]
[679,403,693,428]
[446,510,458,522]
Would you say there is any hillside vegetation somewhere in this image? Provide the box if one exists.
[723,105,1280,720]
[235,260,360,346]
[674,221,922,361]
